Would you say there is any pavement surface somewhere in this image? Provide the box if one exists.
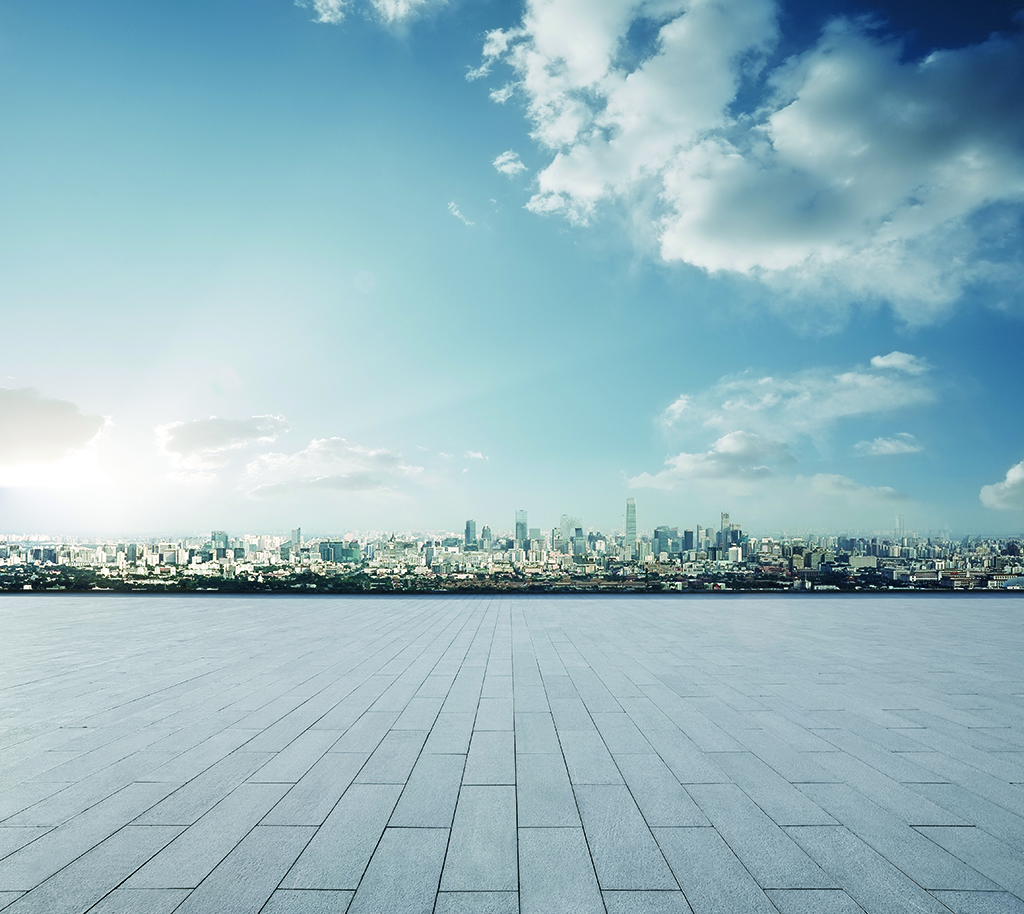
[1,593,1023,914]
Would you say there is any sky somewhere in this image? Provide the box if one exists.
[1,0,1022,539]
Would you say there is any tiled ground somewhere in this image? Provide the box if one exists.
[1,594,1023,914]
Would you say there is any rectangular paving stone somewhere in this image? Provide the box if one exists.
[261,752,368,826]
[929,891,1024,914]
[686,784,833,889]
[261,889,354,912]
[519,828,604,914]
[173,825,313,914]
[348,828,447,914]
[464,730,515,785]
[126,782,288,888]
[559,730,622,784]
[249,730,340,783]
[441,787,517,892]
[389,753,465,827]
[654,826,778,914]
[86,888,190,914]
[354,730,427,784]
[915,826,1024,897]
[516,753,579,827]
[434,892,518,914]
[282,784,402,889]
[764,889,865,914]
[514,712,560,754]
[614,754,708,827]
[575,785,677,890]
[601,891,693,914]
[709,752,836,826]
[1,825,181,914]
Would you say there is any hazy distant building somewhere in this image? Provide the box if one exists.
[481,525,492,551]
[291,527,302,547]
[625,498,637,560]
[465,520,477,549]
[515,510,528,549]
[683,529,694,551]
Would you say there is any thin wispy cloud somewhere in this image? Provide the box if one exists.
[447,201,474,226]
[855,433,923,457]
[296,0,445,25]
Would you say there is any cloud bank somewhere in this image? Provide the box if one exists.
[0,388,106,466]
[156,415,290,471]
[296,0,445,26]
[475,0,1024,321]
[243,437,423,498]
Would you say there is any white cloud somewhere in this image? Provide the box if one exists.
[476,1,1024,321]
[855,433,922,456]
[628,431,792,490]
[490,84,515,104]
[242,437,423,498]
[464,450,488,460]
[156,415,289,471]
[980,460,1024,510]
[659,353,934,440]
[809,473,910,503]
[870,352,930,374]
[296,0,349,24]
[296,0,445,25]
[448,201,475,226]
[0,388,106,466]
[493,150,528,177]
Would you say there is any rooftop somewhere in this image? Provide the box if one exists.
[1,594,1022,913]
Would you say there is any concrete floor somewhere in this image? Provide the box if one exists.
[0,594,1022,914]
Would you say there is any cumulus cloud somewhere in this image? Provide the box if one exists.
[855,433,922,456]
[980,460,1024,510]
[475,0,1024,321]
[242,437,423,498]
[448,201,475,226]
[659,352,934,440]
[810,473,910,502]
[628,431,793,490]
[870,352,930,374]
[156,415,289,470]
[493,150,528,177]
[0,388,106,466]
[296,0,445,25]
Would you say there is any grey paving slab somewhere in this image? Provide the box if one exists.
[654,826,778,914]
[126,782,288,888]
[441,786,517,892]
[282,784,402,889]
[261,752,369,826]
[915,826,1024,897]
[2,825,180,914]
[614,753,708,827]
[463,730,515,785]
[261,889,354,912]
[348,828,448,914]
[601,891,693,914]
[172,824,314,914]
[389,752,465,827]
[930,891,1024,914]
[518,828,604,914]
[575,785,677,890]
[765,888,867,913]
[709,751,837,825]
[434,892,518,914]
[559,730,622,784]
[86,888,190,914]
[353,729,427,784]
[516,753,579,827]
[514,712,560,754]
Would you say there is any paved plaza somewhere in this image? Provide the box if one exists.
[1,594,1023,914]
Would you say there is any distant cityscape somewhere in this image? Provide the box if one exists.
[3,498,1022,593]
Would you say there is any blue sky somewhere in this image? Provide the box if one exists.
[1,0,1022,538]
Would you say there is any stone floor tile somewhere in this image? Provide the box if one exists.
[463,730,515,785]
[347,828,447,914]
[514,713,560,754]
[913,783,1024,852]
[86,888,190,914]
[653,826,778,914]
[930,891,1024,914]
[613,754,708,827]
[441,787,517,892]
[559,730,622,784]
[249,731,341,783]
[601,891,693,914]
[389,753,464,828]
[516,753,579,827]
[281,784,402,889]
[765,888,867,913]
[261,753,369,826]
[354,730,427,784]
[518,828,604,914]
[914,826,1024,897]
[260,889,354,912]
[126,782,288,888]
[173,825,313,914]
[575,785,677,890]
[434,891,518,914]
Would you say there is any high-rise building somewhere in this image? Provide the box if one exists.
[212,530,229,550]
[481,525,492,550]
[625,498,637,560]
[559,515,581,552]
[291,527,302,547]
[465,520,477,549]
[683,529,695,551]
[515,510,528,549]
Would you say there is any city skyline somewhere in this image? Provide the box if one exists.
[1,0,1023,535]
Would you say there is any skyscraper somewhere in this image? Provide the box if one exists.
[625,498,637,560]
[515,510,528,549]
[465,520,477,549]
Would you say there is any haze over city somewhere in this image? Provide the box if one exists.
[1,0,1023,536]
